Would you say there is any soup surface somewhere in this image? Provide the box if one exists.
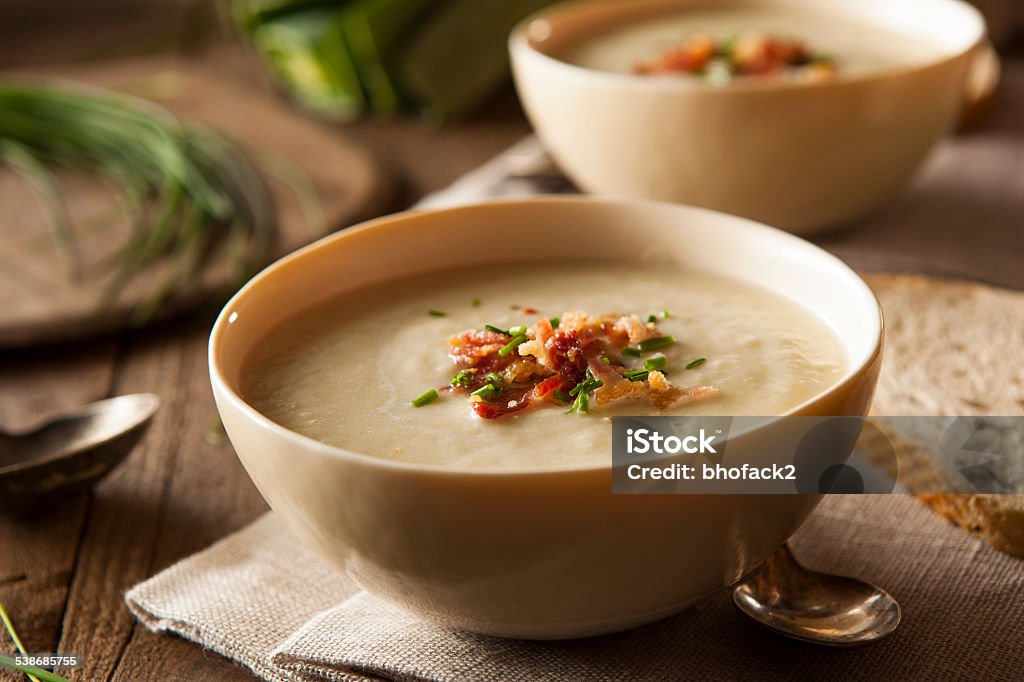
[563,5,945,81]
[242,262,846,470]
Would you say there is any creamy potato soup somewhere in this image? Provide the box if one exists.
[242,262,845,470]
[564,5,946,83]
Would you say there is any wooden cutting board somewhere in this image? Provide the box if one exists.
[0,56,393,348]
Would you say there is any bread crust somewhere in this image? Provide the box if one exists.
[917,494,1024,558]
[860,273,1024,559]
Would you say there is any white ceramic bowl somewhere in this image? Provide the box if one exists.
[510,0,986,234]
[210,197,883,638]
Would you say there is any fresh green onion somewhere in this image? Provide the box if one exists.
[484,373,503,385]
[623,369,649,382]
[498,334,527,357]
[450,369,475,387]
[471,383,501,400]
[472,298,481,307]
[621,347,642,358]
[0,654,65,682]
[508,325,527,337]
[647,314,657,323]
[485,324,509,336]
[644,355,667,371]
[0,599,46,682]
[600,356,611,364]
[549,317,560,329]
[428,309,446,317]
[686,357,706,369]
[553,389,572,403]
[567,390,590,414]
[0,80,301,323]
[411,389,439,407]
[638,336,676,353]
[568,369,603,396]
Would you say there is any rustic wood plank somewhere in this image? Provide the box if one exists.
[0,337,118,680]
[109,321,268,682]
[49,325,194,682]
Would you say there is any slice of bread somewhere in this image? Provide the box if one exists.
[861,273,1024,558]
[917,494,1024,558]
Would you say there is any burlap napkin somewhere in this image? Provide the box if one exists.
[126,494,1024,681]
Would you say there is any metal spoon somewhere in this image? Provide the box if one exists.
[0,394,160,509]
[733,543,901,646]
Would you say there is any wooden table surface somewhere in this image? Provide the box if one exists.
[0,94,530,681]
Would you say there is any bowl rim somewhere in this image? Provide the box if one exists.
[209,196,884,478]
[509,0,987,95]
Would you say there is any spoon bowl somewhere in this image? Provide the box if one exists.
[0,393,160,509]
[733,543,901,646]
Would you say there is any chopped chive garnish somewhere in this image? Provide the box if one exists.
[644,355,667,371]
[411,389,439,407]
[601,356,611,364]
[567,390,590,414]
[549,317,560,329]
[647,314,657,323]
[637,336,676,353]
[686,357,706,369]
[568,369,603,396]
[622,347,642,358]
[553,390,572,403]
[508,325,527,337]
[485,324,510,336]
[623,369,649,382]
[471,384,501,400]
[661,310,671,318]
[472,298,481,307]
[484,373,504,385]
[498,334,528,357]
[450,369,476,387]
[428,309,446,317]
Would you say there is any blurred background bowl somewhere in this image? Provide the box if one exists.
[511,0,987,234]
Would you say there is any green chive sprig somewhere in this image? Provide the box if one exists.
[0,599,62,682]
[411,389,439,407]
[637,336,676,353]
[428,309,446,317]
[644,356,667,371]
[686,357,707,369]
[498,334,528,357]
[450,369,475,387]
[471,383,501,400]
[566,369,604,414]
[567,391,590,414]
[0,79,314,323]
[623,369,649,382]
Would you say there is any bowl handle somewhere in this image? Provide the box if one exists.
[957,40,1001,132]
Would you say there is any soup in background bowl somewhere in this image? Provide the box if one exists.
[510,0,986,234]
[209,197,883,638]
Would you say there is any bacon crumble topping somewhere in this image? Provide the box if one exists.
[634,32,837,83]
[444,311,717,419]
